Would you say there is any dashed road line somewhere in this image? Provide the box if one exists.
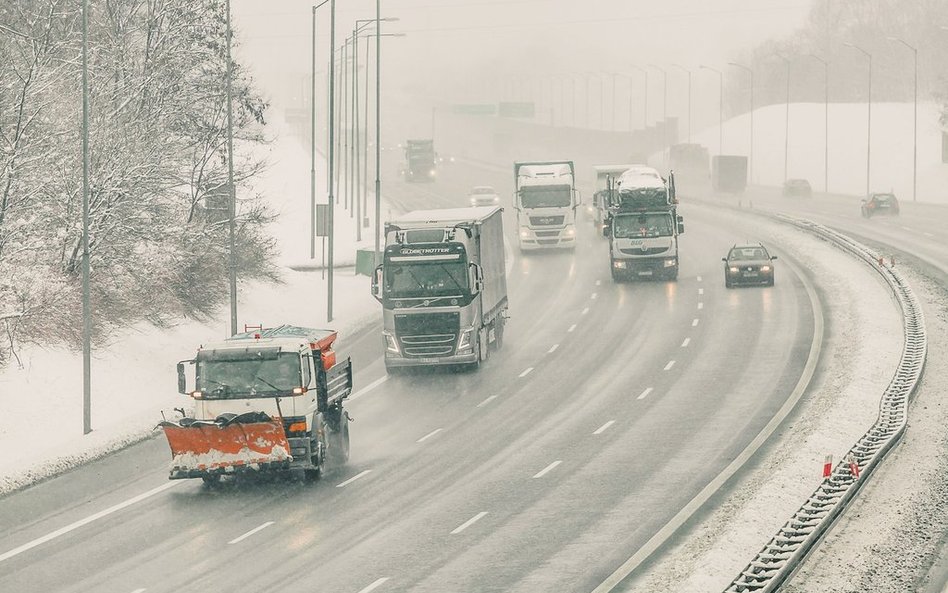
[692,318,699,327]
[596,280,602,286]
[582,307,590,315]
[593,420,615,435]
[130,589,146,593]
[451,512,488,534]
[697,275,703,282]
[637,387,654,400]
[548,344,559,354]
[681,338,691,347]
[519,367,534,378]
[477,395,498,408]
[698,288,704,295]
[591,292,598,299]
[697,302,704,310]
[336,470,372,488]
[229,521,274,545]
[357,578,390,593]
[533,460,563,479]
[568,324,577,333]
[664,360,676,371]
[417,428,443,443]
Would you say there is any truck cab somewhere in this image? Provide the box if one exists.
[403,139,436,182]
[605,170,684,281]
[514,161,579,251]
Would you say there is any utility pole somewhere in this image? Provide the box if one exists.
[728,62,754,183]
[630,65,648,131]
[649,64,668,168]
[672,65,692,143]
[776,56,791,184]
[808,54,829,193]
[888,37,917,201]
[81,0,92,434]
[700,65,724,155]
[845,42,872,197]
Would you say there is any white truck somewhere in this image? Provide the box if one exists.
[590,164,639,231]
[160,325,353,483]
[514,161,579,251]
[372,207,508,372]
[604,169,684,282]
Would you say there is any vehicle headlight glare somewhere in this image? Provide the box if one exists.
[457,328,474,351]
[663,258,676,268]
[729,266,739,273]
[383,332,399,354]
[761,265,771,272]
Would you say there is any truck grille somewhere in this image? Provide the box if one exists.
[394,312,460,358]
[535,230,561,237]
[529,215,565,226]
[619,246,669,256]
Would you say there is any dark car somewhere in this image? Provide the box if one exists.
[723,243,777,288]
[861,192,900,218]
[783,178,812,198]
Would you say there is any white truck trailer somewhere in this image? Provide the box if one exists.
[372,207,508,372]
[514,161,579,251]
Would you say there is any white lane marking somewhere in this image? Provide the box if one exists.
[923,231,935,238]
[336,470,372,488]
[901,225,913,232]
[519,367,534,378]
[0,481,181,564]
[591,292,598,300]
[228,521,274,545]
[692,318,699,327]
[697,302,704,310]
[593,420,615,435]
[568,324,577,333]
[417,428,443,443]
[637,387,653,400]
[451,512,488,534]
[664,360,676,371]
[681,338,691,348]
[349,375,388,401]
[130,589,146,593]
[548,344,559,354]
[697,275,703,282]
[477,395,498,408]
[596,280,602,286]
[357,578,390,593]
[582,307,590,315]
[533,460,563,479]
[698,288,704,295]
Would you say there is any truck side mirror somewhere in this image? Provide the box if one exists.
[371,265,383,302]
[177,360,195,395]
[602,220,611,238]
[469,263,483,295]
[574,189,583,208]
[677,222,685,234]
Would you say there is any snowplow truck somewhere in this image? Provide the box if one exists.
[160,325,353,483]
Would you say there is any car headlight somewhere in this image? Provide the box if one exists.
[613,261,627,269]
[383,332,400,354]
[663,258,676,268]
[457,328,475,352]
[729,266,739,273]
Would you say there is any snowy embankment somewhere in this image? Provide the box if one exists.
[0,116,383,496]
[619,203,904,592]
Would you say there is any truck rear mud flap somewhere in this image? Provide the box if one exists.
[159,412,292,479]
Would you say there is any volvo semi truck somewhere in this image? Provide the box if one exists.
[372,207,508,372]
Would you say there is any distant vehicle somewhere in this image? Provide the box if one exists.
[783,178,812,198]
[711,155,748,193]
[861,192,900,218]
[403,139,436,182]
[469,185,501,207]
[591,165,644,230]
[669,143,710,191]
[723,243,777,288]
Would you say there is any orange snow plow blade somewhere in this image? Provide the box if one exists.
[160,413,292,479]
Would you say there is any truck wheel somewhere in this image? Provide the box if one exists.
[327,414,350,466]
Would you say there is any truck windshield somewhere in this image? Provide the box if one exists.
[613,213,674,239]
[384,260,469,300]
[196,351,302,398]
[520,185,571,208]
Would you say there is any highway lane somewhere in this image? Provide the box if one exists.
[0,161,818,593]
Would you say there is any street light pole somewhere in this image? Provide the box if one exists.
[700,65,724,155]
[807,54,829,193]
[310,1,330,260]
[373,0,381,269]
[728,62,754,183]
[648,65,668,168]
[888,37,917,202]
[845,42,872,197]
[630,65,648,130]
[327,0,336,321]
[776,56,791,184]
[81,0,92,434]
[225,0,238,336]
[672,64,692,142]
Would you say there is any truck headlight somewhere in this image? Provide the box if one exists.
[429,169,436,177]
[383,331,400,354]
[613,261,627,269]
[761,265,771,272]
[729,266,739,273]
[519,228,531,239]
[563,225,576,238]
[457,328,475,353]
[663,258,676,268]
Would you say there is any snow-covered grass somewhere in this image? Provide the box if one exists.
[0,113,384,496]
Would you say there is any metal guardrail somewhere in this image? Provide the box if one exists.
[723,215,927,593]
